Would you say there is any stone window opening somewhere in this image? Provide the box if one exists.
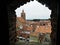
[8,0,57,45]
[15,0,52,44]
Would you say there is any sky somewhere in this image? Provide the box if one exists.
[15,0,51,20]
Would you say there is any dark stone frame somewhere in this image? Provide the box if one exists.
[7,0,58,45]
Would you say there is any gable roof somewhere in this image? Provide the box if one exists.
[17,17,26,23]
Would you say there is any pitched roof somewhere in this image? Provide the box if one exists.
[17,17,26,23]
[35,26,51,33]
[23,25,33,31]
[26,26,33,31]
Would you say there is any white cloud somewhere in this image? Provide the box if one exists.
[15,0,51,19]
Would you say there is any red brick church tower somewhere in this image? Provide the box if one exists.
[21,10,26,20]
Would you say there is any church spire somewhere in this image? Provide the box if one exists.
[21,10,26,20]
[22,9,24,13]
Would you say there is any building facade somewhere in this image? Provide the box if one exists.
[16,10,51,37]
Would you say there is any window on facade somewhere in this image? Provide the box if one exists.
[20,35,22,36]
[43,24,45,26]
[40,23,45,26]
[32,30,35,32]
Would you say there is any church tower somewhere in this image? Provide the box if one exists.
[21,10,26,20]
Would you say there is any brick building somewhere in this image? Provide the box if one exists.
[26,19,51,36]
[16,10,51,37]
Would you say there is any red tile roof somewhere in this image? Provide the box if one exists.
[16,17,51,36]
[23,25,33,31]
[17,17,26,23]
